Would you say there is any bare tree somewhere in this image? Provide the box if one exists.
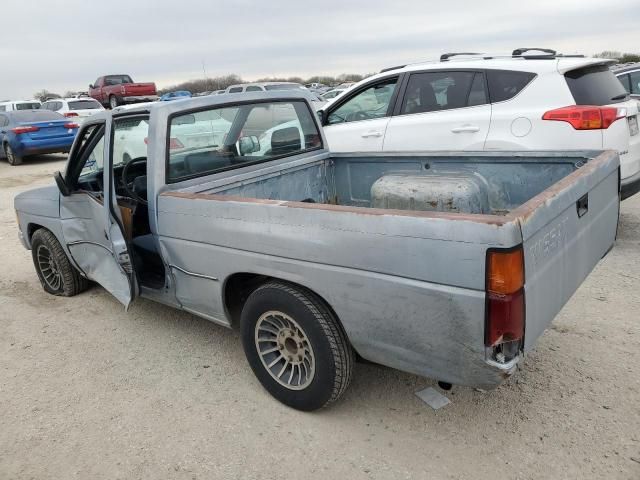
[33,89,61,102]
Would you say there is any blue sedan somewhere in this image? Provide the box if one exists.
[0,110,79,165]
[160,90,192,101]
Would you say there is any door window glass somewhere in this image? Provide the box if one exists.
[401,71,482,114]
[629,71,640,95]
[487,70,536,103]
[617,74,631,93]
[327,78,397,124]
[112,117,149,167]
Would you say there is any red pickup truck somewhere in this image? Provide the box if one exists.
[89,74,158,109]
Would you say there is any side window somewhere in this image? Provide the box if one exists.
[327,78,398,124]
[618,74,631,94]
[0,115,7,127]
[228,87,243,93]
[167,100,322,182]
[487,70,536,103]
[78,135,105,182]
[401,71,484,114]
[94,78,101,87]
[0,105,5,112]
[629,71,640,95]
[245,85,262,92]
[112,117,149,166]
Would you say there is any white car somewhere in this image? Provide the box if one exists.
[0,99,41,112]
[318,49,640,199]
[41,98,105,119]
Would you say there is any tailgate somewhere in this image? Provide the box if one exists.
[125,83,155,95]
[516,151,620,350]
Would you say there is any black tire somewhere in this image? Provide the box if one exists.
[4,144,22,166]
[31,229,89,296]
[241,281,354,411]
[109,95,120,109]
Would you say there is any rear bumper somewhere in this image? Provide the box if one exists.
[122,95,158,103]
[16,137,74,157]
[621,169,640,200]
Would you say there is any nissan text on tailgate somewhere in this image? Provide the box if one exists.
[14,91,620,410]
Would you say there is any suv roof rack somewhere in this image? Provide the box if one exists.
[440,52,483,62]
[379,49,589,72]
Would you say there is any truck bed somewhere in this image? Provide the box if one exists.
[157,150,619,387]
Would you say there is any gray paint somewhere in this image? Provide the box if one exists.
[13,92,620,389]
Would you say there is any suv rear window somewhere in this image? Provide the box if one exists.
[68,100,101,110]
[487,70,536,103]
[565,64,628,105]
[15,102,41,110]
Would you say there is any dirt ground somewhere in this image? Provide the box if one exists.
[1,155,639,480]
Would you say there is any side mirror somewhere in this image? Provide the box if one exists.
[238,135,260,155]
[89,84,94,89]
[54,171,70,197]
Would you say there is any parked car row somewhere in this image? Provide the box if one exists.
[4,50,640,201]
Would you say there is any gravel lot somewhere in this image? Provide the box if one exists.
[1,155,639,480]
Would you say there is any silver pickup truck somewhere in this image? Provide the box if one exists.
[14,91,620,411]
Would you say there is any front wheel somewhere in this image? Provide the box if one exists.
[5,144,22,165]
[31,229,89,296]
[241,281,354,411]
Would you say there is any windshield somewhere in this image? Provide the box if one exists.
[15,102,41,110]
[105,75,133,85]
[68,100,101,110]
[11,110,64,122]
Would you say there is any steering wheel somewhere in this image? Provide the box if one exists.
[121,156,148,205]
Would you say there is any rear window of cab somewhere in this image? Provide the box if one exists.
[166,100,322,183]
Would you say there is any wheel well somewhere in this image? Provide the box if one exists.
[223,273,344,334]
[27,223,45,241]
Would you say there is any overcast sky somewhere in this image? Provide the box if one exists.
[1,0,638,99]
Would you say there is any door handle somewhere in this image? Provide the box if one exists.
[451,125,480,133]
[361,131,383,138]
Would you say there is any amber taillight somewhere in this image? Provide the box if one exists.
[485,246,525,351]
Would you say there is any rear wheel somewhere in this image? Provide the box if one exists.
[241,281,354,411]
[31,229,89,296]
[5,144,22,166]
[109,95,120,109]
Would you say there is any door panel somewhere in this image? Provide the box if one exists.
[383,70,491,151]
[383,105,491,151]
[60,122,135,307]
[61,193,133,305]
[323,77,398,153]
[324,118,390,152]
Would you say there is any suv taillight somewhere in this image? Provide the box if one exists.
[485,246,525,363]
[542,105,627,130]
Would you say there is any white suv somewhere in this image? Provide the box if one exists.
[41,97,104,119]
[319,50,640,199]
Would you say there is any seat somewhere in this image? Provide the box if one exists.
[418,85,439,113]
[271,127,301,156]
